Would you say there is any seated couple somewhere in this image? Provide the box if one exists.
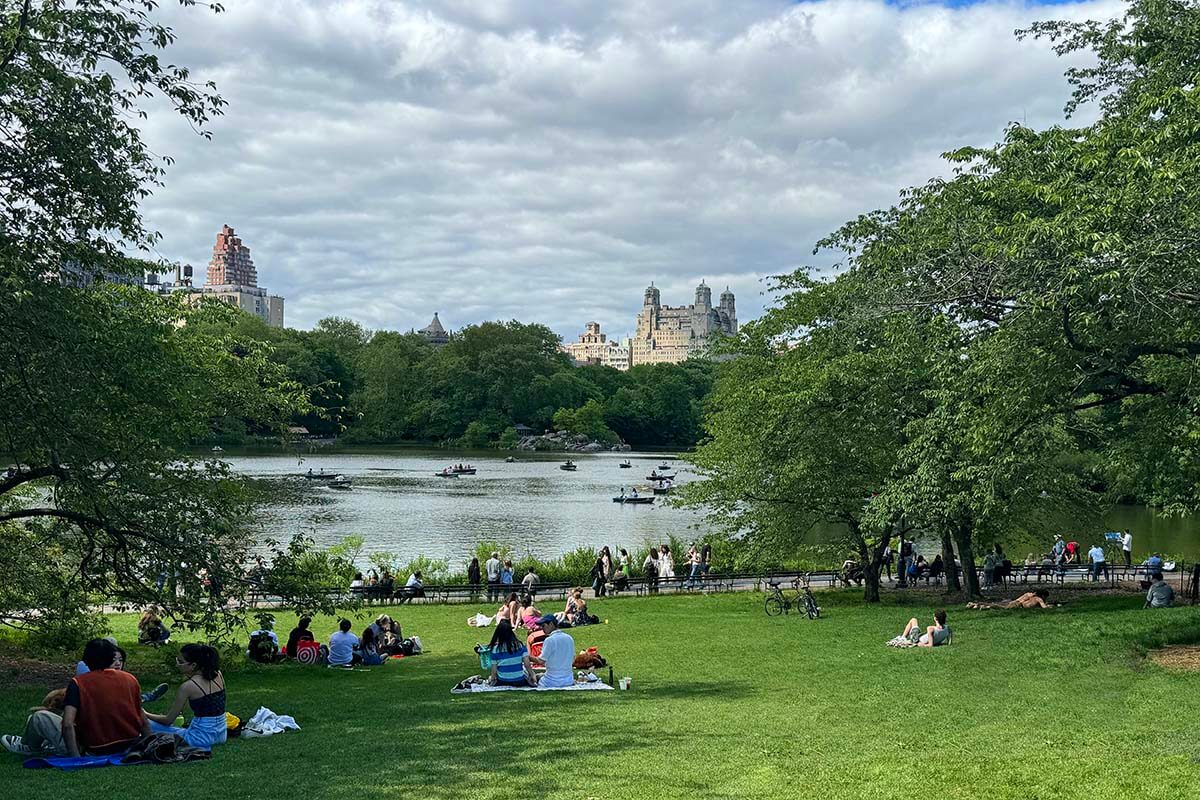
[4,639,227,757]
[486,616,575,688]
[896,610,952,647]
[557,588,598,628]
[967,590,1056,610]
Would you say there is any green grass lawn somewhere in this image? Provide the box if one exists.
[2,590,1199,799]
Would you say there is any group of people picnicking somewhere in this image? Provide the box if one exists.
[3,637,226,758]
[478,593,599,687]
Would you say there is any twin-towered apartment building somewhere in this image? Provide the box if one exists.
[562,280,737,370]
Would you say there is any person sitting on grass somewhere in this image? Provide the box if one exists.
[897,610,952,647]
[75,639,170,703]
[1145,572,1175,608]
[137,608,170,646]
[967,590,1054,610]
[145,644,228,750]
[531,614,575,688]
[2,688,68,756]
[379,617,405,656]
[497,592,522,628]
[556,588,582,627]
[327,618,360,667]
[285,616,316,658]
[518,596,542,630]
[486,620,537,687]
[7,638,150,757]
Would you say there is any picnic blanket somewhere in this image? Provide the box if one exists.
[23,733,211,770]
[451,676,614,694]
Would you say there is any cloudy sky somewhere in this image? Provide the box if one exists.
[140,0,1120,338]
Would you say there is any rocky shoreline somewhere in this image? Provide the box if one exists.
[514,430,631,453]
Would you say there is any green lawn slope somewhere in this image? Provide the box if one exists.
[2,591,1199,799]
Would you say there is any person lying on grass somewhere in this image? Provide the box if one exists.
[967,590,1056,610]
[144,644,228,750]
[486,620,538,687]
[898,610,951,647]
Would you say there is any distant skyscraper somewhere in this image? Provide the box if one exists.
[146,224,284,327]
[206,224,258,287]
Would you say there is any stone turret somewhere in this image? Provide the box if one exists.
[718,286,737,334]
[643,282,661,308]
[695,280,712,311]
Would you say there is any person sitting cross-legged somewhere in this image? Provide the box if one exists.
[144,644,228,750]
[486,620,537,687]
[4,638,150,757]
[2,689,67,756]
[531,614,575,687]
[898,610,952,648]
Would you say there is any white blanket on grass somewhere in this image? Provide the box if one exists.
[451,678,614,695]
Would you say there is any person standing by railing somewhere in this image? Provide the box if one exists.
[1122,530,1134,568]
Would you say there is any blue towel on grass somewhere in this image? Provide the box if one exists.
[22,754,131,770]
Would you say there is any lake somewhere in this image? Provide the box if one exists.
[224,448,1199,567]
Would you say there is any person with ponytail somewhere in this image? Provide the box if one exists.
[144,643,227,749]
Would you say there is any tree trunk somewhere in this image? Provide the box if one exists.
[941,528,961,593]
[952,523,981,597]
[851,520,887,604]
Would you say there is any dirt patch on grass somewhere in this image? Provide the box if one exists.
[1149,644,1200,672]
[0,654,72,690]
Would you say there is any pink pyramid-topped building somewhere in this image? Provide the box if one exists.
[206,224,258,287]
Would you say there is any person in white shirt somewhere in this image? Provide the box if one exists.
[532,614,575,688]
[403,570,424,601]
[1088,544,1108,582]
[485,552,502,603]
[1122,530,1133,567]
[327,619,359,667]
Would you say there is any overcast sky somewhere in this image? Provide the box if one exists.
[139,0,1120,339]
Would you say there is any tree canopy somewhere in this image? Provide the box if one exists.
[684,0,1200,599]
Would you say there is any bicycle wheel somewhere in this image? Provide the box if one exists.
[806,595,820,619]
[764,595,784,616]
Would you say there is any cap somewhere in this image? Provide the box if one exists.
[537,613,558,626]
[1054,534,1063,539]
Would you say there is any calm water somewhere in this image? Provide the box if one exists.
[228,448,706,567]
[224,448,1200,566]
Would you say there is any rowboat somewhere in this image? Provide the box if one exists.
[560,462,578,471]
[328,475,352,490]
[619,461,632,468]
[646,473,675,481]
[613,495,654,504]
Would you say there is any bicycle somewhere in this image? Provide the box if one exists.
[764,575,820,619]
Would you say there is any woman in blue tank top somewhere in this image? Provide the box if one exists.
[486,620,536,687]
[145,643,228,749]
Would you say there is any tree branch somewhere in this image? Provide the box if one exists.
[0,0,32,74]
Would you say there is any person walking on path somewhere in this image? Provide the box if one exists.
[685,544,703,589]
[1122,530,1133,568]
[485,551,502,603]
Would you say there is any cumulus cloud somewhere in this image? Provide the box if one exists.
[138,0,1122,336]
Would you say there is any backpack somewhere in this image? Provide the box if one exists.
[247,632,279,664]
[294,639,323,665]
[645,560,659,578]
